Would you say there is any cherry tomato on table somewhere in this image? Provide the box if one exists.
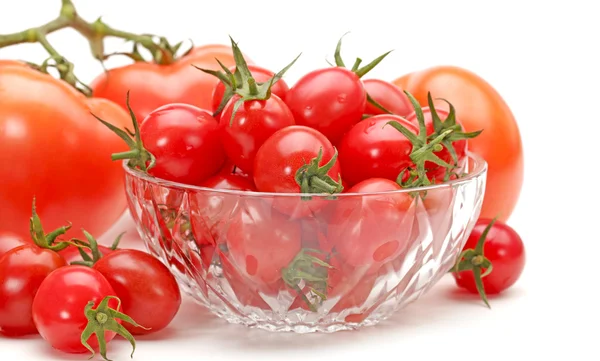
[32,266,121,354]
[453,218,525,304]
[393,66,524,221]
[0,245,67,336]
[93,249,181,335]
[0,63,131,240]
[362,79,412,116]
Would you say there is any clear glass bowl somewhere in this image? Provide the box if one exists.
[123,153,487,333]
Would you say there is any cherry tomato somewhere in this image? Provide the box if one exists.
[93,249,181,335]
[219,94,295,174]
[32,266,118,353]
[218,249,271,309]
[139,103,226,185]
[363,79,412,116]
[225,199,301,285]
[453,219,525,295]
[285,67,366,144]
[0,245,66,336]
[0,232,30,258]
[212,65,290,115]
[338,115,418,186]
[253,125,342,217]
[328,178,415,267]
[393,66,524,221]
[0,64,131,240]
[91,45,250,121]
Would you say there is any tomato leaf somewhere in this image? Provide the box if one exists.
[294,147,344,196]
[29,198,73,251]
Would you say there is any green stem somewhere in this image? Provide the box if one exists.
[247,78,259,96]
[309,176,338,194]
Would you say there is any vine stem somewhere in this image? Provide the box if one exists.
[0,0,179,94]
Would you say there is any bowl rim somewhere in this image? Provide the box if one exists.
[122,151,487,198]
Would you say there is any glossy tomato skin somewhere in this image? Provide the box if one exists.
[453,219,525,294]
[200,171,256,191]
[212,65,290,114]
[328,178,414,267]
[0,245,67,336]
[253,126,342,218]
[32,266,118,354]
[0,65,130,240]
[393,66,524,221]
[91,45,247,121]
[225,199,301,285]
[0,232,30,258]
[93,249,181,335]
[219,94,295,174]
[253,126,341,193]
[338,115,418,186]
[285,67,367,144]
[363,79,412,116]
[140,103,226,185]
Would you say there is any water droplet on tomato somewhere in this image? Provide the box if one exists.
[338,94,347,103]
[363,121,377,134]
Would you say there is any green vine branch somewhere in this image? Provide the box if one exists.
[0,0,186,93]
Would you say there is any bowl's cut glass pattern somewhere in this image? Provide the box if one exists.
[124,154,487,333]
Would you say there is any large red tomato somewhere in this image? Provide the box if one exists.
[91,45,251,121]
[392,66,524,221]
[0,64,131,239]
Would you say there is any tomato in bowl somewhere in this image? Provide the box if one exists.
[121,152,487,333]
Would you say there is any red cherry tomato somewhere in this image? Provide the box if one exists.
[93,249,181,335]
[225,199,301,285]
[453,219,525,295]
[363,79,412,116]
[0,245,66,336]
[253,125,342,217]
[0,232,30,258]
[328,178,415,267]
[338,115,418,186]
[32,266,118,354]
[218,249,271,309]
[219,94,295,174]
[285,67,366,144]
[212,65,290,114]
[139,103,226,185]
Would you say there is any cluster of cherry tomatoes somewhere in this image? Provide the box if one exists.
[0,201,181,360]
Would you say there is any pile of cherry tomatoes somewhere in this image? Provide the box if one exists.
[0,201,181,359]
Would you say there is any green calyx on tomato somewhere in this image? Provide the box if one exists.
[195,36,300,122]
[452,218,497,308]
[29,198,73,252]
[295,147,344,197]
[93,91,156,172]
[69,230,124,267]
[282,249,333,312]
[424,92,483,169]
[332,34,393,115]
[81,295,149,361]
[386,91,456,188]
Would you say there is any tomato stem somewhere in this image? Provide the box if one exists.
[0,0,184,93]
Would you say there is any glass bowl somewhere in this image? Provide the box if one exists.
[123,153,487,333]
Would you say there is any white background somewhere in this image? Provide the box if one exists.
[1,0,599,360]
